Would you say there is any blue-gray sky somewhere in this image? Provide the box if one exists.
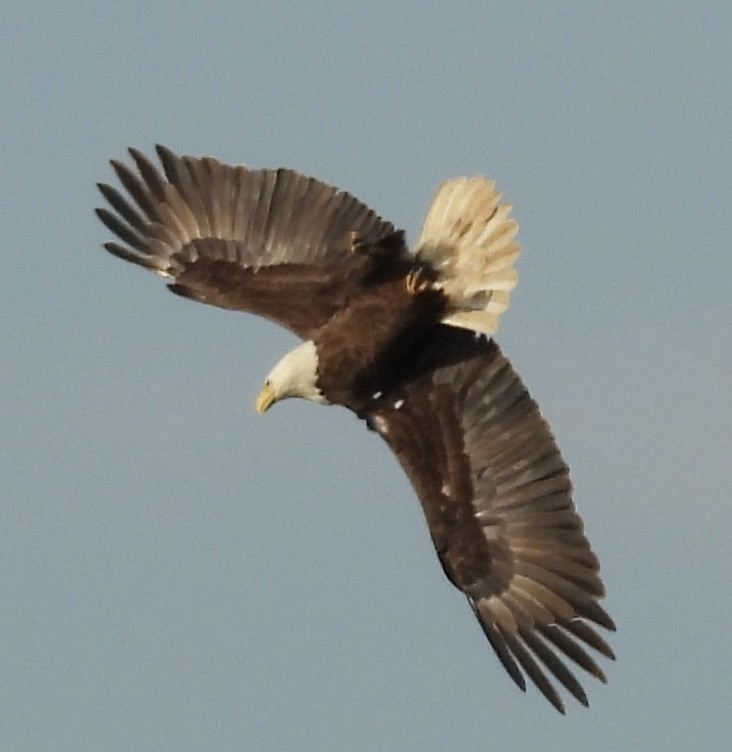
[3,2,730,750]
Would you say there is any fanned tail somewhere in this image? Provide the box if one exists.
[415,177,520,336]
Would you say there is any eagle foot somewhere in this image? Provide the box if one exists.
[405,267,432,295]
[349,231,368,254]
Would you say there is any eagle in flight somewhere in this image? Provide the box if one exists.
[96,146,614,713]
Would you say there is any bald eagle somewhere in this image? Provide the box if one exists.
[96,146,614,713]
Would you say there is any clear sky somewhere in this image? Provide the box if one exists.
[2,2,731,750]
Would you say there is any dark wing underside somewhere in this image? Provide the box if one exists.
[365,328,614,713]
[96,146,406,338]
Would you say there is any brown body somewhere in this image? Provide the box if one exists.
[313,274,446,410]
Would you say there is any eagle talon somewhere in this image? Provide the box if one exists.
[349,231,366,254]
[405,268,431,294]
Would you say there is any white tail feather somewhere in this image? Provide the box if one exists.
[416,177,520,336]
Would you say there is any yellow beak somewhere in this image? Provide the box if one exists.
[254,382,276,414]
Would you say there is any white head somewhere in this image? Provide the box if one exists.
[254,340,328,413]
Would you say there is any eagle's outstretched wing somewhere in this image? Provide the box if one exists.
[364,328,615,713]
[96,146,406,339]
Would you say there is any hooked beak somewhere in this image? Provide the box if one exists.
[254,382,276,414]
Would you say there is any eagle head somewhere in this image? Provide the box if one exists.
[255,340,327,413]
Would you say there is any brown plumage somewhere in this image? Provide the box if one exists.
[96,145,615,713]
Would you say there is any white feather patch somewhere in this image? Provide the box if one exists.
[416,177,521,336]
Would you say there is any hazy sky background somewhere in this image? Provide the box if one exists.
[3,2,730,750]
